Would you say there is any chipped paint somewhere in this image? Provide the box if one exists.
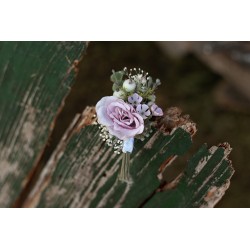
[24,106,197,207]
[45,186,67,207]
[73,150,121,207]
[144,131,161,149]
[0,42,87,207]
[22,112,84,208]
[114,184,131,208]
[161,173,183,191]
[0,158,19,183]
[202,181,231,208]
[22,106,233,208]
[194,154,212,175]
[23,107,104,207]
[20,107,36,158]
[158,155,177,178]
[0,92,37,205]
[0,183,12,207]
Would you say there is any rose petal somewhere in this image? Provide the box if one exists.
[96,96,119,126]
[96,96,144,140]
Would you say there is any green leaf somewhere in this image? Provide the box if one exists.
[112,83,120,92]
[110,70,124,84]
[0,42,87,207]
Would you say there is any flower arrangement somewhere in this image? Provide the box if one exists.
[96,67,163,183]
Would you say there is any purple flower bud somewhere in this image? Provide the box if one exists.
[151,104,163,116]
[136,104,151,119]
[128,93,143,106]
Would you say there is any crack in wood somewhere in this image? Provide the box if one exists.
[22,106,97,207]
[6,42,88,207]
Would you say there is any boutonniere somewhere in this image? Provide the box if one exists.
[96,67,163,183]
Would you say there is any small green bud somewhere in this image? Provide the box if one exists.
[139,85,147,92]
[147,101,154,106]
[110,70,124,84]
[113,90,125,99]
[112,83,120,92]
[147,77,153,87]
[155,79,161,86]
[141,77,147,84]
[148,94,156,102]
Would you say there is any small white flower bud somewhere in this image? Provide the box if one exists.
[155,79,161,86]
[113,90,125,99]
[141,77,147,84]
[123,79,136,92]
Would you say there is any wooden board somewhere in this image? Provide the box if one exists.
[0,42,87,207]
[23,106,233,208]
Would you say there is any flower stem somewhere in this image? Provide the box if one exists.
[118,153,131,183]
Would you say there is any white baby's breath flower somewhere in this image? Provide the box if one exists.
[141,77,147,84]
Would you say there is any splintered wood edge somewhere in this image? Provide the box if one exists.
[23,106,196,207]
[201,142,234,208]
[157,106,197,136]
[160,142,234,208]
[13,65,85,206]
[158,107,197,174]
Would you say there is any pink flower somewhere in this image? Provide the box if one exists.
[151,104,163,116]
[96,96,144,140]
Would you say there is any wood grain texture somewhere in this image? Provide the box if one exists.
[24,106,199,208]
[144,143,234,207]
[0,42,87,207]
[24,106,234,208]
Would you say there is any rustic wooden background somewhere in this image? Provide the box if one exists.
[0,42,235,207]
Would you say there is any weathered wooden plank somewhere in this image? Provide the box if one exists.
[0,42,87,207]
[143,143,234,207]
[23,106,198,208]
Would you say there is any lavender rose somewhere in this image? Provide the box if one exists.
[96,96,144,140]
